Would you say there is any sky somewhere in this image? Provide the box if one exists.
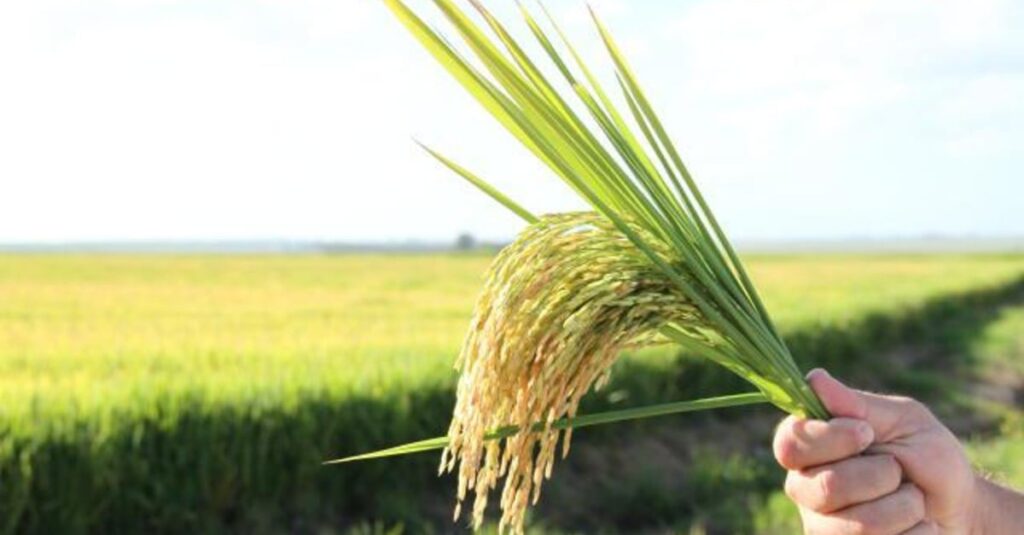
[0,0,1021,244]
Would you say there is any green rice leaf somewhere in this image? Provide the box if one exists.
[416,141,538,224]
[324,391,768,464]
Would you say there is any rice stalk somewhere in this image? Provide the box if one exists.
[333,1,833,533]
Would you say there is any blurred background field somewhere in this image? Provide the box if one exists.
[1,253,1023,533]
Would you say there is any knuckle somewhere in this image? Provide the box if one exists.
[902,484,926,522]
[893,395,931,419]
[848,517,882,535]
[889,394,914,405]
[908,400,930,418]
[774,433,801,469]
[841,424,865,450]
[784,471,801,501]
[882,454,902,484]
[773,439,791,467]
[814,469,840,510]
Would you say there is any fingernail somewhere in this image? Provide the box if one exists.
[806,368,829,380]
[856,422,874,449]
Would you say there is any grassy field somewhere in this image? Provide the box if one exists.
[1,253,1023,533]
[5,254,1024,410]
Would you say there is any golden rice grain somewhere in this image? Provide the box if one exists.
[441,212,710,533]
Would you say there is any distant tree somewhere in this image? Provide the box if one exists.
[455,233,477,251]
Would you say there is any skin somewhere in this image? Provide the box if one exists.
[773,369,1024,535]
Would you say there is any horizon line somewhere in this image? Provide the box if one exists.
[2,235,1024,254]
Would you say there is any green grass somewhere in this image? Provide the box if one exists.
[965,303,1024,488]
[1,253,1023,533]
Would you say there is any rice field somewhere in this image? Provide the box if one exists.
[4,253,1024,412]
[1,253,1023,533]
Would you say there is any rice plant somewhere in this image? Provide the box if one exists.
[334,0,830,532]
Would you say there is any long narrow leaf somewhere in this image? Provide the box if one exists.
[324,391,768,464]
[416,141,538,224]
[588,10,826,417]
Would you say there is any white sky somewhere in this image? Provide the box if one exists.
[1,0,1021,243]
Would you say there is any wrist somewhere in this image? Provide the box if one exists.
[969,473,996,535]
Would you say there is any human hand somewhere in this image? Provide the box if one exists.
[773,369,978,534]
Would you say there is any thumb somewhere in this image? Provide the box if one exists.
[806,368,867,419]
[806,368,919,440]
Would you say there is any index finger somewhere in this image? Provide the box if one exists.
[773,415,874,470]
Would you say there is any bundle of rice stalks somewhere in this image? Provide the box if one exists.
[330,1,831,532]
[443,212,706,528]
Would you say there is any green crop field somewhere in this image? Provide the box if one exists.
[5,254,1024,411]
[1,253,1023,533]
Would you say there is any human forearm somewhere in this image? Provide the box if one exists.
[972,474,1024,535]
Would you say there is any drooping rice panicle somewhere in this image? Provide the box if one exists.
[440,212,710,530]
